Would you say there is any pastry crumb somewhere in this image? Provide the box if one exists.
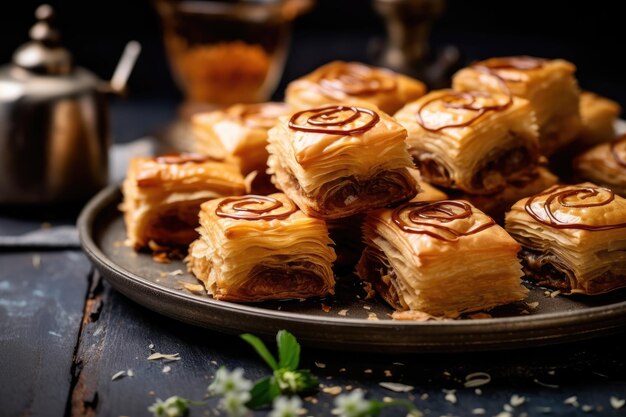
[322,386,342,395]
[379,382,414,393]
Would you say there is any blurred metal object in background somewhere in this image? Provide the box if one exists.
[372,0,460,88]
[0,5,140,205]
[153,0,313,117]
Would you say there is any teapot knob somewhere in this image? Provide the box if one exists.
[30,4,61,46]
[12,4,72,75]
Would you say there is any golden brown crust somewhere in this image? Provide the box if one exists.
[121,154,246,250]
[186,193,336,302]
[285,61,426,114]
[505,183,626,295]
[357,200,527,318]
[574,135,626,196]
[452,56,581,155]
[395,89,540,195]
[577,91,621,146]
[267,105,418,219]
[191,102,292,176]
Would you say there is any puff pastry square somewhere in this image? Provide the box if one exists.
[577,91,621,146]
[394,89,540,195]
[505,183,626,295]
[267,104,418,219]
[357,200,527,318]
[452,56,581,155]
[285,61,426,115]
[121,153,247,250]
[191,102,292,175]
[575,135,626,196]
[186,193,336,302]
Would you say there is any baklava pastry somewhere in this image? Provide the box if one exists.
[121,153,246,250]
[186,194,336,302]
[285,61,426,115]
[267,104,418,219]
[452,56,581,155]
[357,200,527,318]
[505,183,626,295]
[394,89,540,195]
[458,166,558,222]
[191,102,292,175]
[577,91,621,146]
[574,135,626,196]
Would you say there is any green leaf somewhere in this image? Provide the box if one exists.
[276,330,300,370]
[241,334,278,371]
[246,376,281,409]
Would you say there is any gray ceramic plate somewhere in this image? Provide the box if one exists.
[78,186,626,352]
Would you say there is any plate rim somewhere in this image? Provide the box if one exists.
[78,185,626,350]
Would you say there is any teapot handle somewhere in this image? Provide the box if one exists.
[105,40,141,95]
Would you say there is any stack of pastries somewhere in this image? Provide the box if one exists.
[121,57,625,319]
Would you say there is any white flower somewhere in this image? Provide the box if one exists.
[269,396,305,417]
[208,367,253,396]
[220,390,251,417]
[148,396,189,417]
[332,389,373,417]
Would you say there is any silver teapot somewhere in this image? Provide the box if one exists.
[0,5,140,204]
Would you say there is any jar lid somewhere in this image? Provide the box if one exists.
[12,4,73,75]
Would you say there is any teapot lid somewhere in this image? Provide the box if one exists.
[12,4,73,75]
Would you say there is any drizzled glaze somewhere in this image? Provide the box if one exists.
[415,90,512,132]
[318,63,397,97]
[610,135,626,168]
[391,200,495,241]
[524,185,626,230]
[216,195,297,221]
[288,105,380,135]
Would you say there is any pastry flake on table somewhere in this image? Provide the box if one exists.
[267,104,418,219]
[505,183,626,295]
[356,200,527,318]
[577,91,622,147]
[186,193,336,302]
[121,153,246,251]
[285,61,426,115]
[395,89,540,195]
[574,134,626,196]
[452,56,581,155]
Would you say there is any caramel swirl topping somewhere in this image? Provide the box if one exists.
[318,63,397,97]
[610,135,626,168]
[216,195,297,221]
[524,185,626,230]
[391,200,495,241]
[415,90,512,132]
[289,105,380,135]
[156,153,220,165]
[239,102,290,130]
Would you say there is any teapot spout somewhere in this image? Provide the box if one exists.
[103,40,141,95]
